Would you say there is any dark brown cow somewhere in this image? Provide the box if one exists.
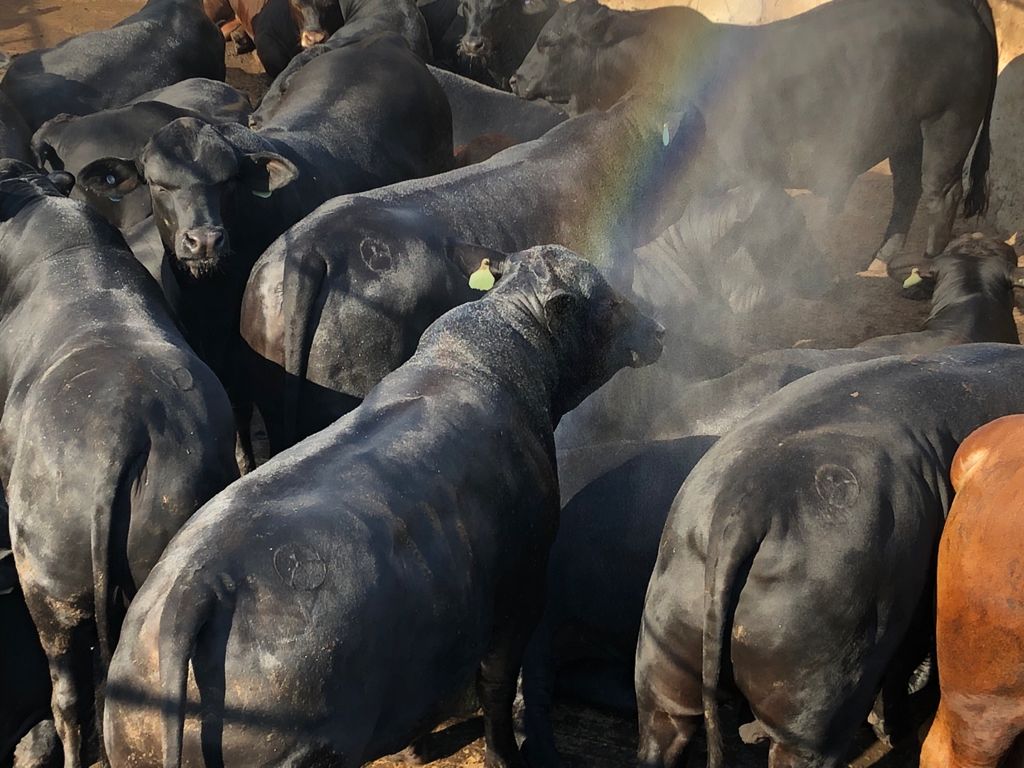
[921,413,1024,768]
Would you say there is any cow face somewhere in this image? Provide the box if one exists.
[77,118,298,278]
[458,0,552,62]
[494,244,664,414]
[512,0,645,114]
[288,0,343,49]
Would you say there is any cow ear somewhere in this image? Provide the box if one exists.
[584,4,637,44]
[0,159,36,181]
[239,152,299,197]
[542,288,580,334]
[521,0,549,16]
[447,241,508,280]
[46,171,75,197]
[77,157,144,200]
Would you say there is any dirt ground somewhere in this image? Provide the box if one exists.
[3,2,1023,767]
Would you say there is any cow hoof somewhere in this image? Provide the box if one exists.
[738,720,771,745]
[857,257,890,279]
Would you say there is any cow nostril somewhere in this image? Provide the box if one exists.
[508,74,518,89]
[210,230,225,249]
[462,37,485,54]
[182,232,201,253]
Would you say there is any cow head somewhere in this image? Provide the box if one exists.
[458,0,555,63]
[489,244,664,414]
[288,0,343,49]
[77,118,298,278]
[512,0,675,114]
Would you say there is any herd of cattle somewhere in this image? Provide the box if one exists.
[1,0,1023,766]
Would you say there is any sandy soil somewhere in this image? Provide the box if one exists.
[2,2,1022,767]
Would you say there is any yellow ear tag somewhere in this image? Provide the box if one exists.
[902,268,923,289]
[469,259,495,291]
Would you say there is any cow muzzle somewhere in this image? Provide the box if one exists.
[459,35,491,59]
[510,72,536,100]
[627,318,665,368]
[300,29,327,48]
[179,226,228,275]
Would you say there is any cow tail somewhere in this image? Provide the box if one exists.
[282,251,327,448]
[964,0,997,218]
[158,571,223,768]
[702,504,767,768]
[93,449,148,670]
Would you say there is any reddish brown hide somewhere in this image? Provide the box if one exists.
[921,413,1024,768]
[200,0,269,41]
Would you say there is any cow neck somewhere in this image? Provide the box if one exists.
[425,296,559,437]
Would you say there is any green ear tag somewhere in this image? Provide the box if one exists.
[252,189,272,199]
[662,123,671,147]
[902,268,923,289]
[469,258,495,291]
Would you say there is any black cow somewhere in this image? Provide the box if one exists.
[32,81,251,231]
[0,93,31,164]
[103,244,663,768]
[0,163,238,768]
[513,0,997,270]
[635,342,1024,768]
[261,59,565,147]
[458,0,555,88]
[126,77,252,118]
[559,233,1023,448]
[240,99,703,452]
[428,65,566,147]
[417,0,469,74]
[520,437,714,768]
[256,0,432,115]
[0,499,55,768]
[78,33,453,472]
[0,0,225,131]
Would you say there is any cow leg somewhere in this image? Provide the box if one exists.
[41,631,86,768]
[869,591,934,746]
[919,114,981,258]
[636,709,698,768]
[634,559,703,768]
[634,632,701,768]
[519,618,562,768]
[922,705,1020,768]
[477,570,548,768]
[874,139,923,268]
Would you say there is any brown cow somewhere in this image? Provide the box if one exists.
[921,413,1024,768]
